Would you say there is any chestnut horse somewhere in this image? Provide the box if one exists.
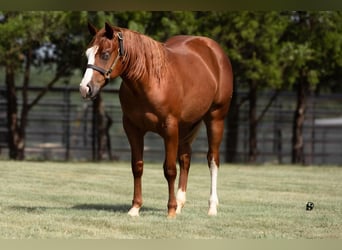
[80,23,233,218]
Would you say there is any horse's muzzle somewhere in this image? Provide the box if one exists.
[80,85,89,98]
[79,84,90,99]
[80,83,100,100]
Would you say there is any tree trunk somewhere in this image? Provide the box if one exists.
[4,45,67,160]
[5,49,36,160]
[92,96,101,161]
[92,94,112,161]
[5,66,23,160]
[291,77,309,164]
[17,49,32,160]
[248,80,258,163]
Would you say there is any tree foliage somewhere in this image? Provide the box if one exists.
[1,11,341,162]
[280,11,342,164]
[0,11,92,159]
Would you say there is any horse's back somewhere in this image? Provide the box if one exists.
[165,35,233,114]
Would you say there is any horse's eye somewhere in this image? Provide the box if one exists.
[101,52,110,60]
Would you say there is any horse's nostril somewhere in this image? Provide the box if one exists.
[86,84,92,96]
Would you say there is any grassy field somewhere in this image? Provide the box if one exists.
[0,161,341,239]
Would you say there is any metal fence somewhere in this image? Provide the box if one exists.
[236,91,342,165]
[0,84,341,165]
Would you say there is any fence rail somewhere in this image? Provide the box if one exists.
[0,85,341,165]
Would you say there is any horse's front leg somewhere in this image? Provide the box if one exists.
[162,118,179,218]
[123,116,144,217]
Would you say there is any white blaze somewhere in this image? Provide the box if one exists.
[80,46,98,89]
[208,158,219,216]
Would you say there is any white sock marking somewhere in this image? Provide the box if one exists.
[176,188,186,214]
[208,158,219,216]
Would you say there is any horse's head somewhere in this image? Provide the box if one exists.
[80,22,125,99]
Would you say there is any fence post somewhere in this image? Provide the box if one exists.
[225,84,239,163]
[63,83,71,160]
[274,98,282,164]
[92,99,98,161]
[311,94,316,165]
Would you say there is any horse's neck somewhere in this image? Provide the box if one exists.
[122,31,165,84]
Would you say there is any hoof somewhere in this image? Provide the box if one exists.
[208,199,218,216]
[176,202,184,214]
[128,206,140,217]
[208,206,217,216]
[175,206,182,214]
[167,207,177,218]
[167,212,177,219]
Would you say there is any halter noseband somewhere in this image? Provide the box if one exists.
[86,32,124,81]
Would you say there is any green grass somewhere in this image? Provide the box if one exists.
[0,161,341,239]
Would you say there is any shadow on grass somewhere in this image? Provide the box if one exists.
[9,206,52,213]
[72,203,163,214]
[72,203,131,213]
[9,203,163,214]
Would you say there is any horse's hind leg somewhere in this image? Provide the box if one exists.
[204,116,225,216]
[176,143,192,214]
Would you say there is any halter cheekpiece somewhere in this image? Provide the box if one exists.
[87,32,124,81]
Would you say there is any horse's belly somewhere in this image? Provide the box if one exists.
[179,87,215,123]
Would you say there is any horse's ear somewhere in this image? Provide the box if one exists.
[105,22,114,40]
[88,22,97,36]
